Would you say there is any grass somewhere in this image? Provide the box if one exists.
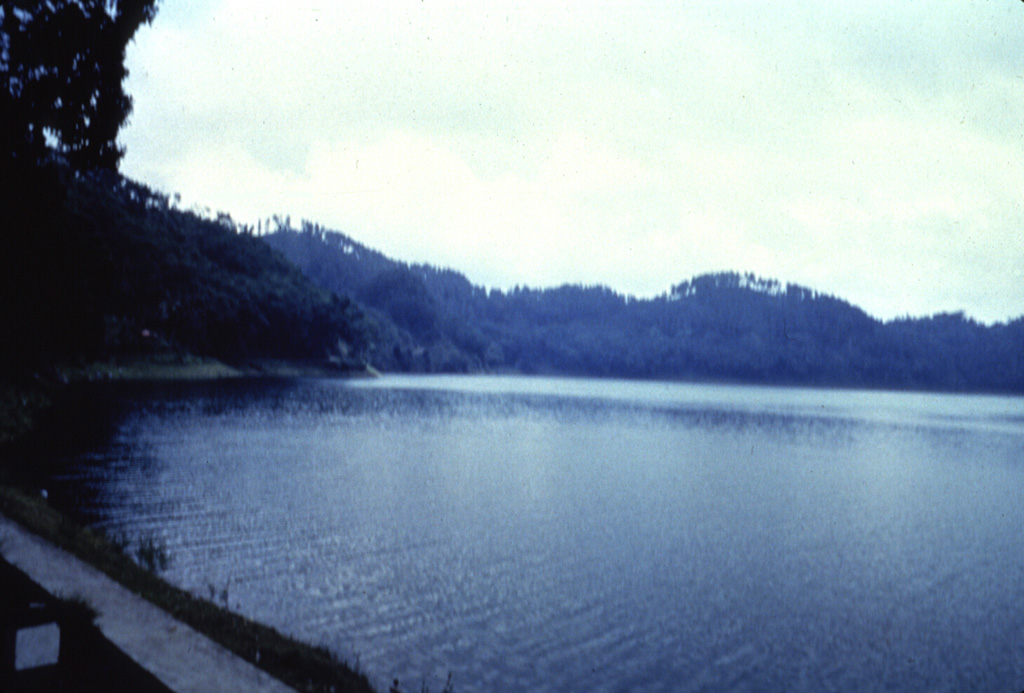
[75,354,244,381]
[133,534,171,573]
[54,352,375,383]
[0,382,54,448]
[54,592,101,625]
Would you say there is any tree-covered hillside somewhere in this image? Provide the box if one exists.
[0,164,374,379]
[266,225,1024,393]
[265,222,490,373]
[2,1,379,380]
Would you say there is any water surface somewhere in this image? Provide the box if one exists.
[48,376,1024,691]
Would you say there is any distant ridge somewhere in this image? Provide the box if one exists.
[4,160,1017,393]
[264,224,1024,393]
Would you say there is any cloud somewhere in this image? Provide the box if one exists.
[120,1,1024,323]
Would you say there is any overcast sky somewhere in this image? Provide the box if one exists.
[119,0,1024,324]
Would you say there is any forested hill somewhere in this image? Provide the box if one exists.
[265,225,1024,393]
[0,164,375,379]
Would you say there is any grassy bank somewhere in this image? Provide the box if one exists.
[60,353,377,383]
[0,363,379,693]
[0,382,55,448]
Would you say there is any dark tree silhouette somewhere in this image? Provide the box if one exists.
[1,0,158,170]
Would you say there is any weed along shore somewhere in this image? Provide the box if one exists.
[0,362,380,693]
[62,354,379,384]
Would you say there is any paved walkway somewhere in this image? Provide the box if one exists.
[0,514,294,693]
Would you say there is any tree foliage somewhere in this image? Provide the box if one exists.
[0,165,374,377]
[1,0,158,170]
[266,227,1024,393]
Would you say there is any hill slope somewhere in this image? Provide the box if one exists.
[265,225,1024,392]
[0,164,374,378]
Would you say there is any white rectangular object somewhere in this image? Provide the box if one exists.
[15,623,60,670]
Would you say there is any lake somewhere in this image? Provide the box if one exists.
[43,375,1024,691]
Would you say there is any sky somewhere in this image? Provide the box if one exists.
[119,0,1024,324]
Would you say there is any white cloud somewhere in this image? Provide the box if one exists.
[120,1,1024,323]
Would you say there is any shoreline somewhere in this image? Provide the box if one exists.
[0,513,291,692]
[0,357,381,692]
[67,355,380,383]
[0,354,377,448]
[0,485,377,693]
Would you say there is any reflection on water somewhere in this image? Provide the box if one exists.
[46,376,1024,692]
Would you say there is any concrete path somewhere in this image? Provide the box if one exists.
[0,514,294,693]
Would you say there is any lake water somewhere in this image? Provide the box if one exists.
[45,376,1024,691]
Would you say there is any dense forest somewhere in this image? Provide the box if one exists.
[0,164,375,380]
[3,0,1020,394]
[1,166,1020,394]
[2,0,380,383]
[266,224,1024,393]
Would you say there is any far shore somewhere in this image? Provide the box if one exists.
[69,354,380,383]
[1,354,377,447]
